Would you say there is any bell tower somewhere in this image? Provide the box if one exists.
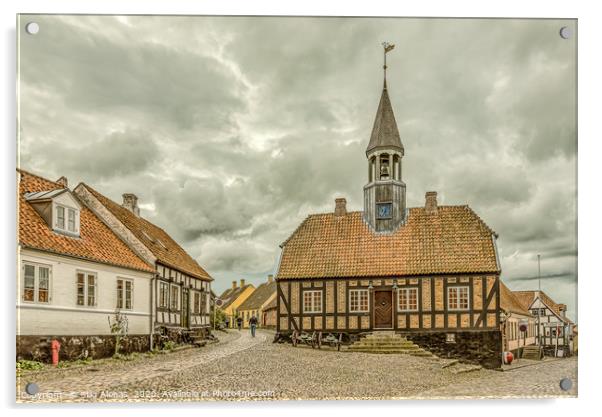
[363,43,406,232]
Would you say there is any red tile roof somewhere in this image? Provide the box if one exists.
[79,183,212,281]
[513,290,573,324]
[277,206,499,279]
[18,170,155,273]
[500,282,532,316]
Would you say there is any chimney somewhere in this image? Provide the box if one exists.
[240,279,246,287]
[122,193,140,216]
[334,197,347,217]
[267,274,274,283]
[425,191,438,214]
[232,280,237,290]
[56,176,68,188]
[558,304,567,318]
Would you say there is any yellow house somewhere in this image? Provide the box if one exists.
[238,275,277,328]
[218,279,255,328]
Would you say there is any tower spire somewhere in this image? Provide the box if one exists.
[382,42,395,90]
[363,42,407,233]
[366,42,403,155]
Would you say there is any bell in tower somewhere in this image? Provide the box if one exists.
[363,42,407,233]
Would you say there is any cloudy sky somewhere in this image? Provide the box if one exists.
[18,15,577,320]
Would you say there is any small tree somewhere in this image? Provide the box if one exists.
[108,311,129,356]
[210,307,227,329]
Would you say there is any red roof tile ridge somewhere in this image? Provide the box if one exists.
[18,168,64,189]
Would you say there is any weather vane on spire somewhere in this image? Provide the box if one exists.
[382,42,395,88]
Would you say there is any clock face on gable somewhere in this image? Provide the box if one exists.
[376,203,392,219]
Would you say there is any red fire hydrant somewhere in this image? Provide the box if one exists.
[51,340,61,367]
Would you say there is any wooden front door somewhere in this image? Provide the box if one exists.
[374,290,393,328]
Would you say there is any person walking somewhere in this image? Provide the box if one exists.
[236,316,243,331]
[249,314,258,338]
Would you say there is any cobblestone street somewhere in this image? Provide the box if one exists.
[17,330,577,403]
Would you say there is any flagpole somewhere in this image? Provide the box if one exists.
[537,254,541,347]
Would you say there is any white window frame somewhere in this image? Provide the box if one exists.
[398,287,419,312]
[116,278,134,310]
[76,271,97,307]
[349,289,369,313]
[54,203,80,234]
[302,290,322,313]
[21,262,51,303]
[447,286,470,311]
[170,284,180,310]
[56,205,65,230]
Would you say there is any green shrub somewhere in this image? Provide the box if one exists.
[162,340,177,351]
[16,360,44,371]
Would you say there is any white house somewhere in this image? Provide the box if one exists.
[17,170,156,361]
[514,290,575,356]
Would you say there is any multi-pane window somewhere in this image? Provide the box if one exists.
[349,289,369,312]
[76,272,97,306]
[193,291,201,314]
[398,288,418,311]
[117,279,133,310]
[55,205,78,233]
[170,285,179,310]
[303,290,322,313]
[159,282,169,308]
[67,209,76,232]
[447,286,469,310]
[22,263,50,303]
[56,206,65,229]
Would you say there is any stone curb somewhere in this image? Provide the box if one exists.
[499,357,565,372]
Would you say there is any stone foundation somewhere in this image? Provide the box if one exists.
[401,330,502,369]
[16,334,152,363]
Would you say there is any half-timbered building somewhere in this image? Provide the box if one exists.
[74,183,213,341]
[513,290,574,356]
[275,59,518,368]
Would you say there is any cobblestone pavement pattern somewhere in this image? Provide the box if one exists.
[18,330,577,402]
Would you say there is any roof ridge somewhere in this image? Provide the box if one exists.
[81,182,176,236]
[78,182,212,281]
[18,168,65,189]
[298,205,479,220]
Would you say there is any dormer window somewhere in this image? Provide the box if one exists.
[55,203,79,234]
[25,188,82,237]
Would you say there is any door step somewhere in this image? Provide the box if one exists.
[520,345,543,360]
[347,332,433,357]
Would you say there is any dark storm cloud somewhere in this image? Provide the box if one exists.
[25,129,159,180]
[18,16,577,319]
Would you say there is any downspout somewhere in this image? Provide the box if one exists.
[149,274,155,351]
[492,233,501,272]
